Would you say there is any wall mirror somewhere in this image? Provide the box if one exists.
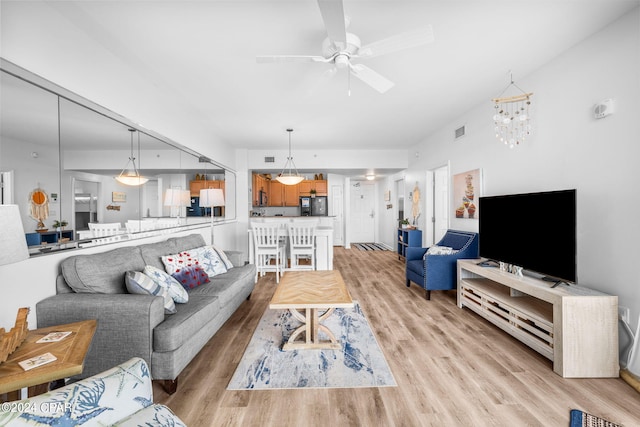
[0,59,236,255]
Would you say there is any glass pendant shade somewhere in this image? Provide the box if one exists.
[275,128,304,185]
[116,129,148,186]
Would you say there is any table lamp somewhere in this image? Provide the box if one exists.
[163,189,190,222]
[0,205,30,266]
[199,188,225,244]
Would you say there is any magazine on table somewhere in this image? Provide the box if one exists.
[18,352,57,371]
[36,331,72,343]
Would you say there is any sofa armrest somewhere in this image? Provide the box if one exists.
[36,294,165,380]
[405,247,428,261]
[224,250,245,267]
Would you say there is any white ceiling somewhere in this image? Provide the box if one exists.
[1,0,638,153]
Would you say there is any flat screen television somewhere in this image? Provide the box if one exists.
[478,189,576,283]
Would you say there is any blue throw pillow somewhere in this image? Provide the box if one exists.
[125,271,176,314]
[143,265,189,303]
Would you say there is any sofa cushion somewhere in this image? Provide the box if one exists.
[188,265,255,306]
[125,271,176,314]
[143,265,189,303]
[61,246,145,294]
[153,296,221,352]
[139,240,179,271]
[171,234,207,253]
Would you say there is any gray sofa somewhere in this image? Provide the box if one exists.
[36,234,256,394]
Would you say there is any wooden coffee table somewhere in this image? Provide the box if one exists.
[0,319,97,401]
[269,270,354,350]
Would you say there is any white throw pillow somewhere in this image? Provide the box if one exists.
[125,270,176,314]
[425,245,458,256]
[189,246,229,277]
[143,265,189,303]
[210,245,234,269]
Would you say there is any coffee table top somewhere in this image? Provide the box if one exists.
[270,271,353,309]
[0,319,97,394]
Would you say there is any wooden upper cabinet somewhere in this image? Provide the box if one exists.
[269,181,299,206]
[283,184,299,206]
[298,180,313,195]
[252,174,268,206]
[314,180,327,195]
[190,180,224,197]
[298,180,327,196]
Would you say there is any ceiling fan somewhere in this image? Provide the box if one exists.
[256,0,434,94]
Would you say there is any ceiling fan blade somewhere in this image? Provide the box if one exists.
[256,55,329,64]
[357,26,434,58]
[350,63,395,93]
[317,0,347,45]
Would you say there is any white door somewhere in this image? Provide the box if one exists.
[434,165,449,243]
[349,182,375,242]
[331,184,344,246]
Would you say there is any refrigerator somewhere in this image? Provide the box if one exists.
[299,196,327,216]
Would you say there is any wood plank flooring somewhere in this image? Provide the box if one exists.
[155,247,640,426]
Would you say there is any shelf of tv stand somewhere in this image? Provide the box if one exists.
[457,259,619,378]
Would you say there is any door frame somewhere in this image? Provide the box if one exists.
[425,162,450,246]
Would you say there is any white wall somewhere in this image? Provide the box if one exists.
[402,9,640,370]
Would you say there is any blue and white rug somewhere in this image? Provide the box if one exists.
[227,302,397,390]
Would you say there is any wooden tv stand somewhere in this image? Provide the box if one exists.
[457,259,619,378]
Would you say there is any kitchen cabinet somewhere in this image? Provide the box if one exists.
[298,180,327,196]
[190,180,225,197]
[252,174,268,206]
[269,181,299,207]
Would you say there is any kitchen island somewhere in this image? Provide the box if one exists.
[248,217,334,270]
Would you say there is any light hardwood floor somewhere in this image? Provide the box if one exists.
[155,247,640,426]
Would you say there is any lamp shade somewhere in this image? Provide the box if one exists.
[164,189,190,207]
[199,188,225,207]
[0,205,29,265]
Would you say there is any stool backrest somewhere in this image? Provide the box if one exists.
[288,222,317,249]
[252,223,282,249]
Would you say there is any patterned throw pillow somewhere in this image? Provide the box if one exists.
[171,265,210,290]
[143,265,189,303]
[425,245,458,256]
[210,245,234,270]
[125,271,176,314]
[190,246,228,277]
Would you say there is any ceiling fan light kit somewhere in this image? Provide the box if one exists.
[275,128,304,186]
[115,129,149,186]
[256,0,434,95]
[492,74,533,148]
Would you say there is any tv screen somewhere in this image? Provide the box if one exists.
[478,189,576,283]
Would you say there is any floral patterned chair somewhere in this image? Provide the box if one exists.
[0,357,185,426]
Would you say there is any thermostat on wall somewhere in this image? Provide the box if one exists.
[594,99,614,119]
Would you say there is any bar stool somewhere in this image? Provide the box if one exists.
[251,222,286,283]
[287,221,317,271]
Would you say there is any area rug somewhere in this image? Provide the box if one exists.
[569,409,621,427]
[227,302,396,390]
[353,243,388,251]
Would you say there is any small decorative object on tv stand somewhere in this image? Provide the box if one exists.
[0,307,29,363]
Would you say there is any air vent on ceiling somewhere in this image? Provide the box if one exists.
[264,156,275,163]
[454,125,466,140]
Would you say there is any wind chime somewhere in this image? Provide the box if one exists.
[492,74,533,148]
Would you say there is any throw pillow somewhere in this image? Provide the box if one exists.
[125,271,176,314]
[143,265,189,303]
[425,245,458,256]
[210,245,234,270]
[172,265,210,290]
[161,251,201,275]
[190,246,228,277]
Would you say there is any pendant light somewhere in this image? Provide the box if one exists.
[115,129,149,186]
[275,128,304,185]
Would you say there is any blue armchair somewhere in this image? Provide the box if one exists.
[405,230,479,300]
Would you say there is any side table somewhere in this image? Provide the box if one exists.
[0,319,97,402]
